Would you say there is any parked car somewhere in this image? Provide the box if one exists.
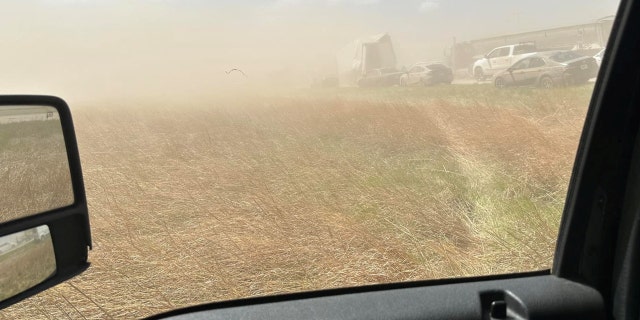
[399,63,453,86]
[493,51,598,88]
[473,43,537,81]
[550,51,599,84]
[357,68,404,87]
[594,48,606,67]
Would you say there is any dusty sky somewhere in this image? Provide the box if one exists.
[0,0,620,101]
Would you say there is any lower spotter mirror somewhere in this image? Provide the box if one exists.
[0,96,91,309]
[0,226,55,301]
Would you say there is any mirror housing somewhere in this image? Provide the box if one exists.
[0,95,91,309]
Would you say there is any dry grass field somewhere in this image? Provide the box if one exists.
[2,84,593,319]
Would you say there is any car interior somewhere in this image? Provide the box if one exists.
[0,0,638,319]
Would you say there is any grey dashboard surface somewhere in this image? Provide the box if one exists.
[161,275,603,320]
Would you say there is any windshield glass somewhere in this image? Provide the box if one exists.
[550,51,586,62]
[1,0,619,318]
[514,44,537,54]
[426,64,448,70]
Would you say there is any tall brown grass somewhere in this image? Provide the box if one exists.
[2,85,592,319]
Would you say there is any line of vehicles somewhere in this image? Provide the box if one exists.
[354,62,454,88]
[332,33,456,88]
[473,43,603,88]
[334,34,603,89]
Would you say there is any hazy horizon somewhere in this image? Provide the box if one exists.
[0,0,620,102]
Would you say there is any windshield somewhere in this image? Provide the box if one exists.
[550,51,586,62]
[514,44,537,54]
[1,0,619,318]
[426,64,449,70]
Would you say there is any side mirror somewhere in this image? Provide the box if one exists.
[0,96,91,309]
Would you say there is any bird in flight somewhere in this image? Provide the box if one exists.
[225,68,248,78]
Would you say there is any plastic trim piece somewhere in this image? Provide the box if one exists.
[152,275,603,320]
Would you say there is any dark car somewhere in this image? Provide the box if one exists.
[548,50,599,84]
[493,51,598,88]
[399,63,453,86]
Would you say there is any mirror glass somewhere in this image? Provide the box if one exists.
[0,225,56,302]
[0,106,73,223]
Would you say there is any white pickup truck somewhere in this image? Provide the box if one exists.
[473,43,537,80]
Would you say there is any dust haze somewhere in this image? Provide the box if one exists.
[0,1,624,317]
[0,1,619,103]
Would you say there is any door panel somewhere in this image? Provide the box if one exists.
[490,47,512,71]
[516,69,539,86]
[510,59,530,84]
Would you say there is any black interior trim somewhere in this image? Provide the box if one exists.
[611,120,640,320]
[553,0,639,291]
[151,275,602,320]
[148,270,549,319]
